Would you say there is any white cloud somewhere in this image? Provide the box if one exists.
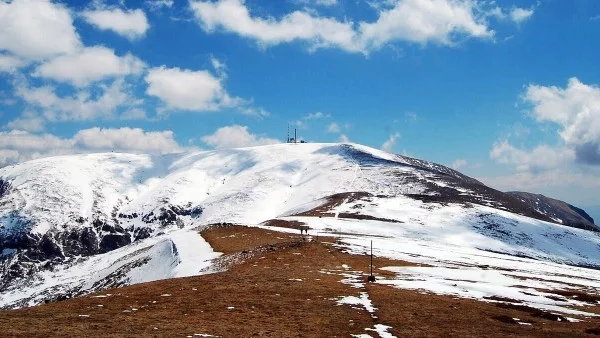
[509,7,534,24]
[486,6,535,24]
[381,132,400,152]
[72,127,181,153]
[0,127,183,166]
[145,66,238,112]
[338,134,349,143]
[17,78,142,121]
[523,78,600,165]
[210,56,227,77]
[145,0,174,11]
[201,125,280,149]
[327,122,340,133]
[314,0,337,6]
[304,111,330,120]
[490,140,575,173]
[0,0,81,60]
[0,149,20,166]
[480,168,600,207]
[82,8,150,40]
[237,106,270,117]
[451,158,468,170]
[0,54,25,73]
[6,111,45,132]
[190,0,494,54]
[358,0,492,50]
[120,108,148,120]
[293,0,338,7]
[0,129,71,151]
[487,77,600,205]
[34,46,145,86]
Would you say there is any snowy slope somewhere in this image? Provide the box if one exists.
[508,191,597,231]
[0,143,599,309]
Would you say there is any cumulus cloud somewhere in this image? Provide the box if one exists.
[145,65,253,113]
[0,130,72,152]
[487,78,600,204]
[0,0,81,60]
[0,127,182,166]
[0,54,25,73]
[34,46,145,87]
[82,8,150,40]
[339,134,350,143]
[489,77,600,178]
[72,127,181,153]
[6,111,46,132]
[190,0,495,54]
[381,132,400,152]
[490,141,575,173]
[509,7,534,24]
[523,77,600,165]
[17,78,142,121]
[201,125,280,149]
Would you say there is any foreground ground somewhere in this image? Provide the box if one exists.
[1,225,599,337]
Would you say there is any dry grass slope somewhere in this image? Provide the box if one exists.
[0,225,599,337]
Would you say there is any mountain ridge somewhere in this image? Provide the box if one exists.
[507,191,596,230]
[0,142,598,308]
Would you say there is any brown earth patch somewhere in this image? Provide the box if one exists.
[546,289,600,304]
[0,225,599,337]
[484,296,523,303]
[260,219,308,232]
[294,192,373,217]
[496,303,569,322]
[201,223,304,254]
[367,284,599,337]
[491,314,520,324]
[587,328,600,335]
[336,213,403,223]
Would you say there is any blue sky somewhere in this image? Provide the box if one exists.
[0,0,599,220]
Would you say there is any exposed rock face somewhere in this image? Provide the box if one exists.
[0,202,203,291]
[507,192,597,232]
[99,233,131,253]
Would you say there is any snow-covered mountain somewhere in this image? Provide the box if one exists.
[1,143,598,308]
[507,191,596,231]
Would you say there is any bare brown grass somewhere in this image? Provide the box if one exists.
[0,225,599,337]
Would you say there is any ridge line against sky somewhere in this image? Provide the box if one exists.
[0,0,599,217]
